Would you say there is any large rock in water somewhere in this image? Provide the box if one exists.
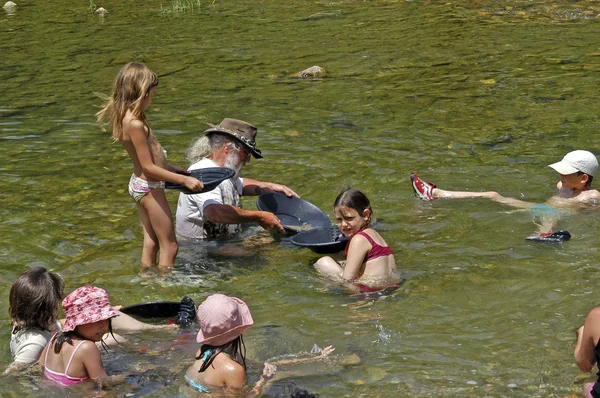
[297,66,327,78]
[94,7,109,15]
[3,1,17,9]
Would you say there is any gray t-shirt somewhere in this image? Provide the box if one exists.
[175,158,244,239]
[10,321,61,364]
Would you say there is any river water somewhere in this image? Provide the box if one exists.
[2,0,600,396]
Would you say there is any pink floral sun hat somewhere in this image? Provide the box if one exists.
[62,286,119,332]
[196,294,254,346]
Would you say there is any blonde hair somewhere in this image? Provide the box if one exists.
[96,62,159,141]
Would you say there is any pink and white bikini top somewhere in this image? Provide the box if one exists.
[44,336,90,386]
[345,230,393,261]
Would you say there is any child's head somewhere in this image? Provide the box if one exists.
[549,150,598,188]
[61,286,119,341]
[9,267,64,330]
[114,62,158,109]
[333,188,373,237]
[98,62,159,140]
[195,294,253,371]
[196,294,253,346]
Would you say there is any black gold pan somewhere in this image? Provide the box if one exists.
[165,167,235,194]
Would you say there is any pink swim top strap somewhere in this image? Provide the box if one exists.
[44,332,59,363]
[355,230,376,245]
[64,340,87,376]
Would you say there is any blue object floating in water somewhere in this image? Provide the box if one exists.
[526,230,571,243]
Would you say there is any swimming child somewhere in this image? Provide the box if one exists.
[97,62,204,269]
[38,286,124,387]
[574,306,600,398]
[314,188,399,290]
[185,294,335,396]
[185,294,275,396]
[411,150,600,239]
[5,267,192,374]
[6,267,64,374]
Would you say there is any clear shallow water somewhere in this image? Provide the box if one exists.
[3,0,600,396]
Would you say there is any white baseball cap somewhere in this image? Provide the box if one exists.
[548,150,598,177]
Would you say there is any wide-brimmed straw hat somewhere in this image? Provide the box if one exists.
[203,118,263,159]
[62,286,118,332]
[548,150,598,177]
[196,294,254,346]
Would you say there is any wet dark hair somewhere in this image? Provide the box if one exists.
[9,267,64,332]
[577,171,594,187]
[196,335,247,372]
[53,318,115,354]
[333,188,373,225]
[289,389,319,398]
[274,382,320,398]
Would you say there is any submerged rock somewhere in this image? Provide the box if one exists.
[3,1,16,9]
[94,7,108,15]
[297,65,327,78]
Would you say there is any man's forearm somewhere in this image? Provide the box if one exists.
[204,204,261,225]
[242,178,269,196]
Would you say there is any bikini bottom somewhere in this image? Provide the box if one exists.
[128,174,165,203]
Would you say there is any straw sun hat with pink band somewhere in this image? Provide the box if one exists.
[62,286,119,332]
[196,294,254,346]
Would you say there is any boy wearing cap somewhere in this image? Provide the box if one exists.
[176,118,298,239]
[410,150,600,239]
[547,150,600,203]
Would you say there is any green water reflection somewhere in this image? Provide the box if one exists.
[3,0,600,396]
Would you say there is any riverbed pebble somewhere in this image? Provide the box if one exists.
[297,65,327,78]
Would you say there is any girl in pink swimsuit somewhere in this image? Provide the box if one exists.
[39,286,124,387]
[315,188,400,290]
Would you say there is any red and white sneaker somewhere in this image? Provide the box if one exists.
[410,172,436,201]
[526,230,571,243]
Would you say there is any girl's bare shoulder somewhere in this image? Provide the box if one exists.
[362,228,388,244]
[122,114,147,138]
[214,352,244,372]
[75,340,101,356]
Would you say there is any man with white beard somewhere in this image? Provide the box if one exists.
[175,118,297,239]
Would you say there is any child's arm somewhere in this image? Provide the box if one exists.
[245,362,276,398]
[127,119,203,191]
[3,361,32,375]
[342,236,370,281]
[79,341,125,386]
[268,345,335,367]
[575,308,600,372]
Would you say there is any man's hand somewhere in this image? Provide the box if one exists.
[258,211,285,234]
[265,183,299,198]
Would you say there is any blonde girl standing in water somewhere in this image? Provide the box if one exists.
[97,62,203,269]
